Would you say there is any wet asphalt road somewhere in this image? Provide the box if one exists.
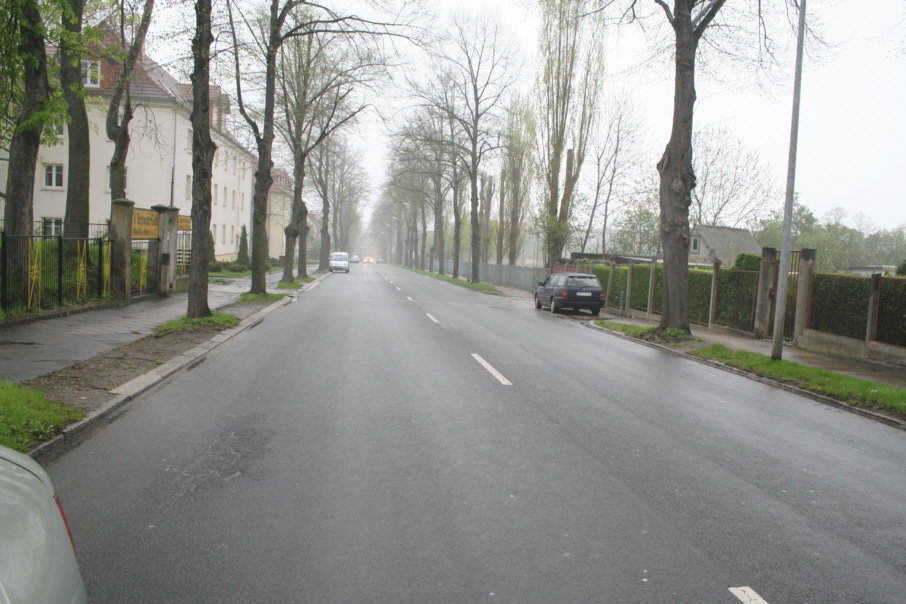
[49,263,906,603]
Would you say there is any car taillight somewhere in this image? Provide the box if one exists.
[560,289,568,298]
[599,292,605,300]
[55,493,78,556]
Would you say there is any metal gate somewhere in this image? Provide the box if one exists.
[768,250,800,340]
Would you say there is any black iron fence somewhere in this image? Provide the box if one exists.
[1,233,112,313]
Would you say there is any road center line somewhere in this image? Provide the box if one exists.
[407,296,412,301]
[471,353,512,386]
[425,313,440,324]
[729,586,769,603]
[396,287,402,292]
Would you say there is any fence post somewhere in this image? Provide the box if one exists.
[646,259,657,319]
[708,260,721,328]
[604,262,615,309]
[57,234,63,306]
[153,205,179,295]
[625,263,633,313]
[96,237,105,299]
[753,247,777,338]
[110,199,134,300]
[864,273,881,356]
[1,231,6,311]
[793,248,816,344]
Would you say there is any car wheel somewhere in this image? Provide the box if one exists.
[591,306,601,316]
[534,294,541,309]
[550,298,558,314]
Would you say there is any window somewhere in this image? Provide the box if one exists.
[42,218,63,236]
[186,129,192,153]
[232,156,236,175]
[106,166,127,193]
[211,226,217,250]
[214,150,218,168]
[231,225,235,244]
[223,187,227,207]
[222,225,226,244]
[44,164,64,189]
[185,175,192,200]
[213,184,218,206]
[54,121,64,137]
[81,60,100,87]
[241,193,245,211]
[232,190,236,208]
[691,237,700,254]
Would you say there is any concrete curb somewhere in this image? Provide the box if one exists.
[587,322,906,433]
[29,275,328,465]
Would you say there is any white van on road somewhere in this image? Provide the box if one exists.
[329,252,350,273]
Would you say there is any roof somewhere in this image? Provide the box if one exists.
[691,225,761,265]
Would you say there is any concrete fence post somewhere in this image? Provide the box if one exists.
[709,260,721,328]
[604,262,615,310]
[864,273,881,356]
[753,247,777,338]
[625,263,633,313]
[646,259,657,319]
[153,205,179,295]
[793,248,816,344]
[109,199,134,300]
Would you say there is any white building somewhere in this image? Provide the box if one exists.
[5,36,258,262]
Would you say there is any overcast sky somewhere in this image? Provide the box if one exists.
[361,0,906,232]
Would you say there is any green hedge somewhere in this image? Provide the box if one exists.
[810,274,869,340]
[715,270,759,331]
[878,277,906,346]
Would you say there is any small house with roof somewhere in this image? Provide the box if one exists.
[688,225,761,267]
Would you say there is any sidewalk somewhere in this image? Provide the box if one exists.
[493,284,906,390]
[0,270,290,383]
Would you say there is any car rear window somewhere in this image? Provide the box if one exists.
[566,276,601,287]
[331,253,347,261]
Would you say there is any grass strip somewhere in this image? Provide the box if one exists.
[690,344,906,419]
[594,320,658,339]
[402,266,503,294]
[277,277,314,289]
[154,311,239,336]
[0,381,85,452]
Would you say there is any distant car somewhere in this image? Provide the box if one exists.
[329,252,350,273]
[0,444,88,604]
[535,272,604,315]
[350,255,361,263]
[363,257,375,264]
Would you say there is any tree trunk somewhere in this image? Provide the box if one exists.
[656,8,699,333]
[61,0,90,239]
[106,0,154,206]
[187,0,217,318]
[281,162,306,282]
[469,158,480,283]
[319,182,330,269]
[4,0,49,239]
[497,166,505,265]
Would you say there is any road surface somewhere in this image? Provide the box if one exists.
[49,264,906,603]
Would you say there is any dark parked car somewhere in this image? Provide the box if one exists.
[535,272,605,315]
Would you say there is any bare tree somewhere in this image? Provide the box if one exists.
[186,0,217,318]
[60,0,91,238]
[691,125,780,228]
[535,0,605,264]
[106,0,155,204]
[427,13,515,282]
[226,0,406,293]
[581,94,641,254]
[275,21,376,281]
[500,95,534,265]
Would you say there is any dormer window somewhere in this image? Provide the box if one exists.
[691,237,700,253]
[81,60,100,87]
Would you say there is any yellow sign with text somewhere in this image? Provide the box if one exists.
[178,216,192,231]
[131,208,159,239]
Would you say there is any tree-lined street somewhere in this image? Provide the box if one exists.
[48,265,906,602]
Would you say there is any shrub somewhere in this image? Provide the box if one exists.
[237,225,250,265]
[227,262,248,272]
[209,261,223,272]
[733,253,761,271]
[897,259,906,276]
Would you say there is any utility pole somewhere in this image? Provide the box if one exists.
[772,0,807,360]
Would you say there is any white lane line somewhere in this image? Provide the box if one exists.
[426,313,440,324]
[396,287,402,292]
[407,296,412,301]
[729,586,769,603]
[471,353,512,386]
